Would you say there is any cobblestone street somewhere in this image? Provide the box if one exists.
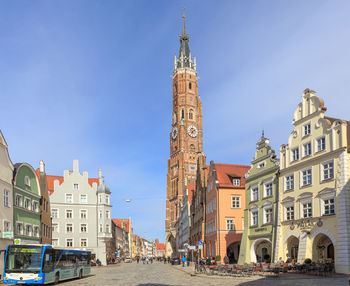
[61,262,348,286]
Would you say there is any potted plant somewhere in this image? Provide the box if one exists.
[304,258,312,264]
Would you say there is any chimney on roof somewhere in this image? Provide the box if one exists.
[73,159,79,173]
[39,160,45,173]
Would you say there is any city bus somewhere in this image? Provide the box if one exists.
[3,244,91,284]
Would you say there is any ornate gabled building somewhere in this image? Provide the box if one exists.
[165,15,205,257]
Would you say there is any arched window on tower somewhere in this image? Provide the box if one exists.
[189,109,194,120]
[189,82,192,89]
[190,144,195,152]
[174,83,177,93]
[181,109,185,120]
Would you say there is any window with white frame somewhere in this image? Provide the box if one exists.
[106,210,110,219]
[15,194,23,207]
[303,123,311,136]
[80,209,87,219]
[322,161,334,180]
[16,222,23,235]
[52,239,58,246]
[302,201,312,218]
[291,148,299,161]
[66,223,73,233]
[232,179,240,186]
[258,162,265,169]
[323,198,335,215]
[231,196,241,208]
[24,198,31,210]
[99,224,103,232]
[317,137,326,152]
[226,219,234,230]
[80,194,87,203]
[25,224,32,236]
[106,195,110,205]
[66,239,73,247]
[285,174,294,191]
[3,189,10,207]
[66,209,73,219]
[99,210,102,219]
[52,224,58,232]
[32,201,39,212]
[80,224,87,233]
[301,168,312,186]
[264,207,273,224]
[73,184,79,190]
[65,194,73,203]
[303,142,312,157]
[33,226,39,237]
[285,205,294,221]
[81,238,87,247]
[251,209,258,226]
[264,182,273,197]
[251,187,259,201]
[4,221,11,232]
[24,176,31,186]
[51,208,58,218]
[106,224,110,233]
[98,195,102,204]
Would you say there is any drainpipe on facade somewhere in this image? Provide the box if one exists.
[272,173,279,263]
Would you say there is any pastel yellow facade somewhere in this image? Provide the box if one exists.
[276,89,350,274]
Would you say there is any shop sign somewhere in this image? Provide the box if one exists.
[2,232,13,239]
[254,227,267,233]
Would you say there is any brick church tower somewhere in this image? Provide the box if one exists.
[165,15,205,257]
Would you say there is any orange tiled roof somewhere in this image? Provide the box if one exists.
[214,163,250,188]
[112,218,130,232]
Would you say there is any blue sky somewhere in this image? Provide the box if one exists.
[1,1,350,242]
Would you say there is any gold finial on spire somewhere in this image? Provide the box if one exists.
[182,6,186,19]
[181,7,186,35]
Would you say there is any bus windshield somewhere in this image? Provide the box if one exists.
[5,245,43,273]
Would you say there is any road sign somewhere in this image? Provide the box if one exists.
[188,246,196,250]
[184,244,189,248]
[198,241,203,246]
[178,249,186,253]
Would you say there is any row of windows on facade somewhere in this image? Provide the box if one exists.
[284,161,334,191]
[15,223,40,237]
[207,178,241,193]
[14,194,39,212]
[290,136,326,162]
[174,108,195,123]
[64,193,110,204]
[51,209,110,219]
[52,223,110,233]
[51,238,88,248]
[205,217,245,233]
[206,196,242,215]
[174,81,194,93]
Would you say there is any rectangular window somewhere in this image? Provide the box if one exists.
[80,194,87,203]
[99,224,103,233]
[251,211,258,226]
[251,187,259,201]
[106,224,110,233]
[80,224,87,233]
[303,123,311,136]
[324,198,335,215]
[264,183,273,197]
[99,195,102,204]
[303,142,312,157]
[16,222,23,235]
[51,209,58,218]
[264,208,273,223]
[317,137,326,152]
[73,184,79,190]
[52,224,58,232]
[66,210,73,219]
[286,206,294,220]
[81,239,87,247]
[106,211,110,218]
[24,198,31,210]
[80,209,87,219]
[4,221,11,232]
[231,197,241,208]
[3,189,10,207]
[232,179,240,186]
[65,194,73,203]
[32,201,39,212]
[226,219,234,230]
[322,162,334,180]
[291,148,299,161]
[66,224,73,233]
[25,224,32,236]
[285,175,294,191]
[15,194,22,207]
[302,202,312,218]
[33,226,39,237]
[66,239,73,247]
[105,195,110,205]
[302,169,312,186]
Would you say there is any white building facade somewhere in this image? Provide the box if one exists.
[49,160,112,265]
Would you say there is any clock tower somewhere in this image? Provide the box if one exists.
[165,14,205,257]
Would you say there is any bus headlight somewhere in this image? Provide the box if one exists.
[34,277,42,281]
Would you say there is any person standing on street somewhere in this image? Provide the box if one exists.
[181,256,186,267]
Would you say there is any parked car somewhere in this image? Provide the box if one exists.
[124,257,132,263]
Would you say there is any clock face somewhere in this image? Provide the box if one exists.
[172,127,178,139]
[187,125,198,138]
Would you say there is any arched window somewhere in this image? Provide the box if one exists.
[190,144,195,151]
[189,82,192,89]
[189,109,194,120]
[181,109,185,119]
[174,83,177,93]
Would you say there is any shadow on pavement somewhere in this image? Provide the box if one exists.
[137,284,174,286]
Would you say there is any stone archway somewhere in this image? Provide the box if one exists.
[250,238,272,263]
[286,235,299,261]
[312,233,334,262]
[226,242,240,264]
[166,233,176,258]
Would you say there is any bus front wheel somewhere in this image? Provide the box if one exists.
[54,272,60,284]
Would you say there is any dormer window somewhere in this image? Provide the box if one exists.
[24,176,30,186]
[258,162,265,169]
[73,184,79,190]
[232,178,240,186]
[303,123,311,136]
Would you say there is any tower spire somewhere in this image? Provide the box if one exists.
[182,7,186,36]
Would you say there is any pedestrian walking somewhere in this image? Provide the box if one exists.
[181,256,186,267]
[186,256,190,267]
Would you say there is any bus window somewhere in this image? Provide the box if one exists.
[43,248,54,273]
